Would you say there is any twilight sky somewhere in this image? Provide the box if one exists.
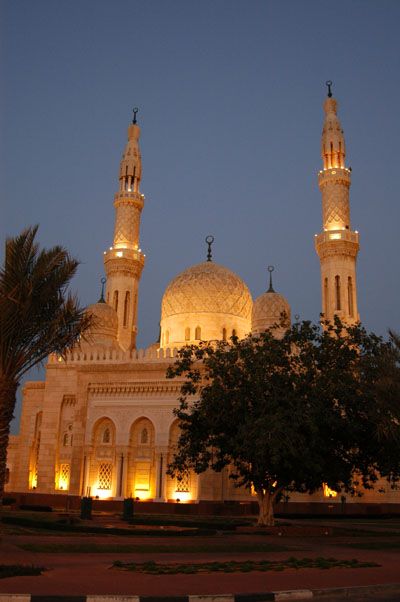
[1,0,400,432]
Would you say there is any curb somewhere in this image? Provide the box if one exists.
[1,585,400,602]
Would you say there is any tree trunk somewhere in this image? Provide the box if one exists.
[0,378,18,503]
[256,490,276,526]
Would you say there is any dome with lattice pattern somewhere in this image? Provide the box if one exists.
[85,301,119,346]
[252,290,291,335]
[160,261,252,347]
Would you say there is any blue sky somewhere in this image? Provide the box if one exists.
[1,0,400,432]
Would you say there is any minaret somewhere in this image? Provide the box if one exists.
[315,82,360,324]
[103,108,146,350]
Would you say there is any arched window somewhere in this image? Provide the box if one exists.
[348,277,354,317]
[232,329,237,338]
[185,327,190,341]
[324,278,329,316]
[123,291,130,327]
[195,326,201,340]
[140,428,148,445]
[222,327,227,341]
[335,275,341,311]
[113,290,119,312]
[63,433,69,446]
[103,428,111,444]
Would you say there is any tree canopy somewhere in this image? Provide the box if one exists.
[167,320,400,525]
[0,226,92,499]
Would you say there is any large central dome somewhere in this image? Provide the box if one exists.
[160,261,252,348]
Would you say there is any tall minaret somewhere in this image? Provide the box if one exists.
[315,82,360,324]
[103,108,146,350]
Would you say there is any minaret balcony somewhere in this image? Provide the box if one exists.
[318,166,351,187]
[315,229,359,245]
[315,229,360,260]
[103,247,145,276]
[114,191,145,208]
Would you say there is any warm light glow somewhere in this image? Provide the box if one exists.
[116,251,123,257]
[323,484,338,498]
[30,473,38,489]
[174,491,192,503]
[94,487,112,499]
[134,488,151,501]
[329,233,342,240]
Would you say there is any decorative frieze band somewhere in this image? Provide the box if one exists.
[88,381,182,397]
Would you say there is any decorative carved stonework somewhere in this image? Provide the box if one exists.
[315,239,359,259]
[88,381,182,397]
[162,261,252,320]
[104,256,145,278]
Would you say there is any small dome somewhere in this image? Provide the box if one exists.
[160,261,253,347]
[252,291,291,335]
[85,301,118,346]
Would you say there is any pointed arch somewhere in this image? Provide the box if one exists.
[123,291,130,327]
[335,275,341,311]
[113,290,119,312]
[324,277,329,317]
[348,276,354,317]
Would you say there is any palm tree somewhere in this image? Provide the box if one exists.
[0,226,92,500]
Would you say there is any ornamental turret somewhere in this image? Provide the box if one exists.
[103,109,146,350]
[315,83,359,324]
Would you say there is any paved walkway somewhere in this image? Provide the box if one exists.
[1,521,400,596]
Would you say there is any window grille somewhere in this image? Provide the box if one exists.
[140,428,148,445]
[58,463,70,490]
[176,470,190,493]
[103,428,111,444]
[98,463,112,489]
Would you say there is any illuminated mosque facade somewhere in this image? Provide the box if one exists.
[7,86,394,508]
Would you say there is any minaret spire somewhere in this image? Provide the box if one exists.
[315,84,360,324]
[103,111,146,350]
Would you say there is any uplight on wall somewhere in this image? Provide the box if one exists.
[134,488,151,501]
[94,487,112,499]
[323,483,338,498]
[174,491,191,503]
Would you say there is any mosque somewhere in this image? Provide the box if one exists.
[6,86,396,510]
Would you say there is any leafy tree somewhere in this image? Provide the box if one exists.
[0,226,92,501]
[167,320,400,525]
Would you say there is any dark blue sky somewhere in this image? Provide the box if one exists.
[2,1,400,432]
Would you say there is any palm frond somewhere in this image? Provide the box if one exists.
[0,226,92,382]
